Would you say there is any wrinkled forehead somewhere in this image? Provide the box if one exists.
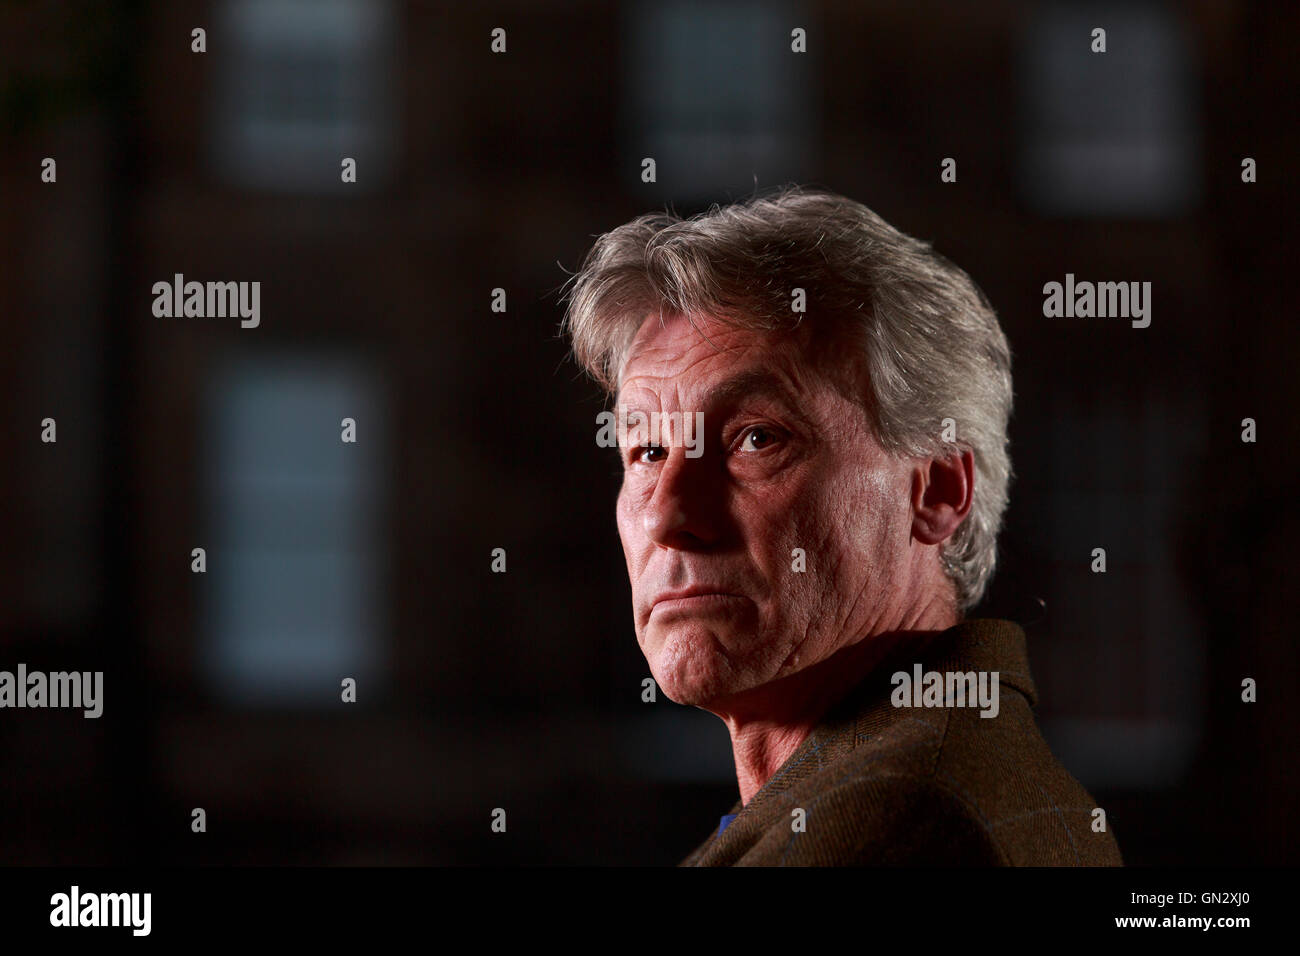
[614,311,865,409]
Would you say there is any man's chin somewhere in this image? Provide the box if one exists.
[646,626,753,706]
[654,673,719,707]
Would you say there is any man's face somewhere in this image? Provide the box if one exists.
[615,312,920,708]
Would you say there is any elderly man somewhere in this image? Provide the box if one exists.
[562,186,1122,866]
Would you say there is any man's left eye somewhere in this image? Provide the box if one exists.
[740,426,778,451]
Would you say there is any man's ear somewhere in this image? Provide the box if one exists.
[911,449,974,545]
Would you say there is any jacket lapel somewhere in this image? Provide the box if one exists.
[678,619,1035,866]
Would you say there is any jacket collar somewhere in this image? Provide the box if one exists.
[682,617,1036,863]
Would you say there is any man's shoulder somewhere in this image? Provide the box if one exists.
[682,620,1124,866]
[755,687,1122,865]
[743,762,1010,865]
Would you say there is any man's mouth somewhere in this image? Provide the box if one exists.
[650,588,745,616]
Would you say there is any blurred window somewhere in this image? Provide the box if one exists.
[200,352,387,706]
[1019,1,1200,216]
[209,0,395,191]
[623,0,813,202]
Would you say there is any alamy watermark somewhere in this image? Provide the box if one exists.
[50,886,150,936]
[0,664,102,718]
[1042,273,1151,328]
[891,666,1000,718]
[596,405,706,458]
[152,273,260,328]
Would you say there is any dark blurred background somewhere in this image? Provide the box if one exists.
[1,0,1295,865]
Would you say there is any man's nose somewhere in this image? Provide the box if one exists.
[642,445,720,549]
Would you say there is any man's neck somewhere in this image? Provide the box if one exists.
[712,605,962,806]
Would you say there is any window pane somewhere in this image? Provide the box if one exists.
[200,352,387,706]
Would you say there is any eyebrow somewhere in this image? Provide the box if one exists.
[702,368,802,410]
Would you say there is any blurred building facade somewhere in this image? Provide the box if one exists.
[1,0,1295,864]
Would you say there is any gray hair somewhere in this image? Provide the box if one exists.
[560,185,1013,612]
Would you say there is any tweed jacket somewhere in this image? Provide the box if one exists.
[679,618,1123,866]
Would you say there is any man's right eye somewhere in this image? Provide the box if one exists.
[632,444,666,464]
